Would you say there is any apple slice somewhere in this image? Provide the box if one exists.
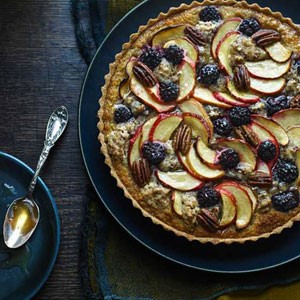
[186,146,224,180]
[139,116,159,148]
[171,191,183,216]
[296,149,300,186]
[226,79,260,104]
[249,77,286,96]
[156,169,204,191]
[164,38,198,62]
[152,25,186,46]
[195,138,220,169]
[128,126,143,167]
[251,115,289,146]
[193,85,232,108]
[214,188,236,227]
[287,126,300,148]
[182,113,210,143]
[125,57,136,77]
[211,18,242,59]
[240,185,257,211]
[130,77,175,113]
[216,138,256,172]
[213,91,248,107]
[149,114,182,142]
[119,79,131,99]
[177,151,202,179]
[177,61,196,102]
[216,31,241,75]
[272,109,300,131]
[217,182,252,229]
[245,59,291,79]
[256,159,271,176]
[265,42,292,63]
[178,99,213,137]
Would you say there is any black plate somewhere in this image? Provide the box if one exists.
[78,0,300,273]
[0,151,60,300]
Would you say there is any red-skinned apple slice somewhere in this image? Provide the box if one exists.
[155,169,204,191]
[182,113,210,143]
[139,116,159,148]
[287,126,300,148]
[256,159,271,176]
[216,182,253,229]
[125,57,136,77]
[186,145,224,180]
[249,77,286,96]
[130,77,175,113]
[216,138,256,172]
[216,31,241,75]
[152,25,186,46]
[245,59,291,79]
[265,42,292,63]
[213,91,248,107]
[272,109,300,131]
[149,114,182,142]
[239,185,257,211]
[226,79,260,104]
[119,79,131,99]
[128,126,143,167]
[164,38,198,62]
[177,61,196,102]
[193,85,232,108]
[195,138,220,169]
[214,188,236,227]
[179,99,213,137]
[171,191,183,216]
[177,151,202,180]
[211,18,242,59]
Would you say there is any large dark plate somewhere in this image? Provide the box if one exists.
[0,152,60,300]
[78,0,300,273]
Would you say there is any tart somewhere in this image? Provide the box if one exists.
[98,0,300,244]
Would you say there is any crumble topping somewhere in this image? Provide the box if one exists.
[181,192,200,222]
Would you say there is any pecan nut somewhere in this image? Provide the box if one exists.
[131,158,151,187]
[197,209,219,232]
[289,94,300,108]
[184,26,206,46]
[173,124,192,155]
[233,64,250,91]
[235,126,259,147]
[133,61,157,87]
[252,29,281,47]
[248,172,272,186]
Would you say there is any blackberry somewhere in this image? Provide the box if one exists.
[265,95,289,116]
[197,64,220,85]
[271,190,299,212]
[142,141,166,165]
[139,46,163,70]
[197,187,221,208]
[114,105,133,123]
[159,81,179,102]
[213,117,232,136]
[274,159,299,183]
[164,45,184,65]
[199,6,221,22]
[228,107,251,126]
[294,60,300,75]
[257,140,277,162]
[239,18,261,36]
[218,149,240,170]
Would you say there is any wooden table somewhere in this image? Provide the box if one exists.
[0,0,87,298]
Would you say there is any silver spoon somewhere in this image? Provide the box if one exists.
[3,106,68,249]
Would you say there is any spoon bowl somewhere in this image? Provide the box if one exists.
[3,106,68,248]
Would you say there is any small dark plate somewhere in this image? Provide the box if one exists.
[79,0,300,273]
[0,151,60,300]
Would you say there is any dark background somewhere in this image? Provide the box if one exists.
[0,0,86,298]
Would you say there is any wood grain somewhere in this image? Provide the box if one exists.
[0,0,88,298]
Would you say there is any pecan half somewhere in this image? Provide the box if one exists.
[233,64,250,91]
[184,26,206,46]
[235,126,259,147]
[172,124,192,155]
[131,158,151,187]
[248,172,272,186]
[197,209,219,232]
[252,29,281,47]
[133,61,157,87]
[289,94,300,108]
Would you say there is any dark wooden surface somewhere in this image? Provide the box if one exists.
[0,0,87,298]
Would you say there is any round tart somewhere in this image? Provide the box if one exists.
[98,0,300,244]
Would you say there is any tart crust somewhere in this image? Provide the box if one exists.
[98,0,300,244]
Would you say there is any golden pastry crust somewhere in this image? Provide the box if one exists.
[98,0,300,244]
